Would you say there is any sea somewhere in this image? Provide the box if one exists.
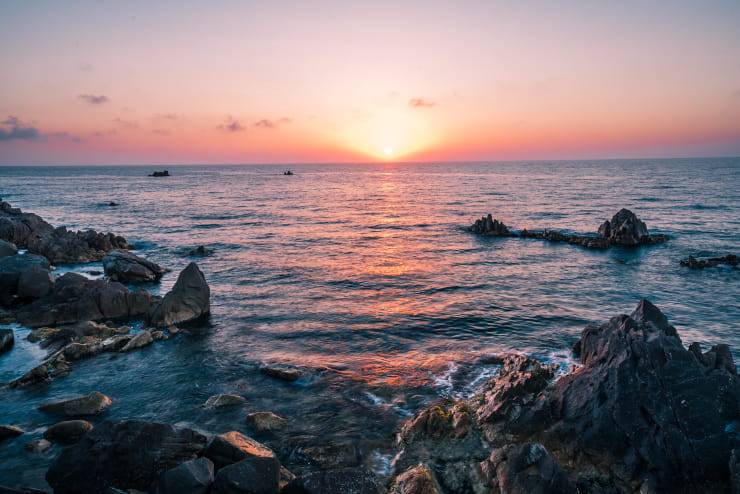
[0,158,738,487]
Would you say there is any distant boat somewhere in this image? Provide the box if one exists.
[283,170,294,176]
[149,170,170,177]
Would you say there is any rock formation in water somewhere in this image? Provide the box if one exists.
[0,254,53,306]
[467,214,513,236]
[149,170,171,177]
[0,201,129,264]
[680,254,738,269]
[102,249,167,282]
[149,262,210,327]
[387,300,739,493]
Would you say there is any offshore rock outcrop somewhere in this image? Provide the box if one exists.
[0,201,129,264]
[389,300,739,493]
[467,214,513,236]
[102,249,167,282]
[680,254,738,269]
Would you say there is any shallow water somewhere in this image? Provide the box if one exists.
[0,159,738,487]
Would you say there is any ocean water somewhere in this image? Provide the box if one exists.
[0,159,738,487]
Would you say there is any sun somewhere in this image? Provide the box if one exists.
[383,146,394,158]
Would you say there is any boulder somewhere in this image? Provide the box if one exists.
[260,364,302,382]
[46,420,208,494]
[246,412,287,432]
[0,328,13,354]
[188,245,213,257]
[597,208,666,246]
[468,214,513,236]
[479,442,576,494]
[203,431,276,470]
[0,254,51,305]
[17,264,53,299]
[149,262,210,327]
[103,249,166,282]
[0,424,24,441]
[388,464,441,494]
[0,239,17,258]
[16,272,156,327]
[281,467,384,494]
[120,330,153,352]
[211,456,280,494]
[0,201,129,264]
[204,394,246,408]
[43,420,93,445]
[38,391,112,416]
[680,254,738,269]
[152,457,214,494]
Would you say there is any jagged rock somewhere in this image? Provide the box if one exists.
[681,254,738,269]
[103,249,167,282]
[46,420,207,494]
[0,238,17,258]
[38,391,112,416]
[0,424,24,441]
[43,420,93,445]
[0,201,129,264]
[246,412,287,432]
[388,464,441,494]
[120,330,153,352]
[479,442,576,494]
[282,467,384,494]
[211,455,280,494]
[24,439,52,454]
[468,214,513,236]
[203,431,276,470]
[204,394,246,408]
[0,254,51,305]
[149,262,210,327]
[16,273,155,327]
[0,328,13,354]
[260,363,302,382]
[27,326,61,343]
[152,457,214,494]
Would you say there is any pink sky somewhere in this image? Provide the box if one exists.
[1,1,739,164]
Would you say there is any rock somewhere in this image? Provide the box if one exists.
[246,412,287,432]
[204,394,246,408]
[24,439,52,454]
[0,328,13,354]
[0,424,24,441]
[260,363,302,382]
[0,238,18,258]
[519,229,610,249]
[468,214,513,236]
[16,272,155,327]
[149,262,210,327]
[17,264,53,299]
[120,330,153,352]
[0,485,47,493]
[731,449,740,494]
[681,254,738,269]
[211,456,280,494]
[388,464,441,494]
[203,431,276,470]
[152,457,214,494]
[27,326,61,343]
[46,420,208,494]
[149,170,170,177]
[0,253,51,305]
[279,467,296,490]
[38,391,112,416]
[108,202,118,207]
[9,363,50,388]
[43,420,93,445]
[480,442,576,493]
[0,201,129,264]
[282,467,384,494]
[188,245,212,256]
[597,208,666,246]
[103,249,167,283]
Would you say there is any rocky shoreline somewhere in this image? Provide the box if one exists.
[1,202,738,493]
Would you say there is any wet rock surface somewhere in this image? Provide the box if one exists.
[246,412,287,432]
[467,214,513,236]
[0,424,24,441]
[260,363,302,382]
[102,249,167,282]
[681,253,738,269]
[0,328,13,354]
[43,419,93,445]
[388,464,441,494]
[149,262,210,327]
[152,457,214,494]
[204,394,246,408]
[0,238,18,258]
[38,391,112,416]
[0,254,52,306]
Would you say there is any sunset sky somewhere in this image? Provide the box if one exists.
[1,0,739,164]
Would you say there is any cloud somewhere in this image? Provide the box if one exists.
[79,94,109,105]
[254,117,292,129]
[218,116,244,133]
[0,116,41,141]
[153,112,181,121]
[408,98,436,108]
[113,117,138,129]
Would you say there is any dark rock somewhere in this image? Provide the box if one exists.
[480,442,576,494]
[8,363,50,388]
[681,254,738,269]
[467,214,513,236]
[108,202,118,207]
[149,170,170,177]
[0,328,13,354]
[0,424,24,441]
[0,239,17,258]
[597,208,666,246]
[24,438,52,454]
[17,264,53,299]
[38,391,112,416]
[0,201,129,264]
[281,467,384,494]
[120,330,153,352]
[731,449,739,494]
[204,431,276,470]
[152,457,214,494]
[43,420,93,445]
[46,420,207,494]
[16,272,156,327]
[189,245,213,256]
[204,394,246,408]
[260,364,302,382]
[246,412,287,432]
[520,229,610,249]
[0,254,51,305]
[103,249,167,282]
[211,456,280,494]
[388,464,441,494]
[0,485,47,494]
[149,262,210,327]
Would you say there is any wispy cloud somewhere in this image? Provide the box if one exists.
[218,116,245,133]
[153,112,181,121]
[113,117,138,129]
[0,116,41,141]
[79,94,109,105]
[408,97,436,108]
[254,117,292,129]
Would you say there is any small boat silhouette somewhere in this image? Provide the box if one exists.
[283,170,294,176]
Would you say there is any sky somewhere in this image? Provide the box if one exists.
[1,0,739,164]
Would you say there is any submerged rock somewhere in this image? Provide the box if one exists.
[246,412,287,432]
[467,214,513,236]
[188,245,213,257]
[0,424,24,441]
[43,420,93,445]
[38,391,112,416]
[149,170,170,177]
[46,420,207,494]
[260,363,302,382]
[103,249,167,282]
[211,455,280,494]
[119,330,153,352]
[204,394,246,408]
[152,457,214,494]
[149,262,210,327]
[24,439,52,454]
[0,201,129,264]
[0,328,13,354]
[680,254,738,269]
